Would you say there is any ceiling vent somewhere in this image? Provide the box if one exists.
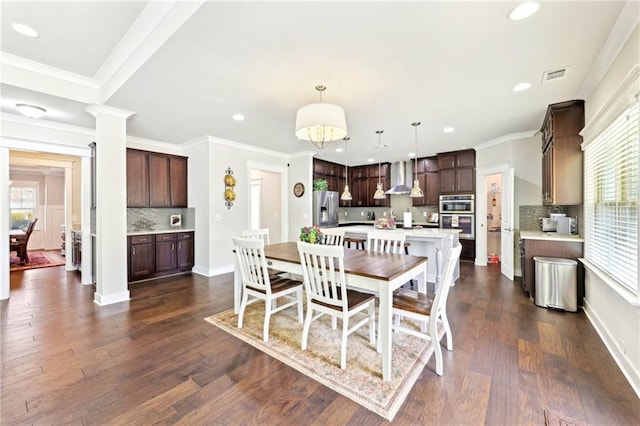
[542,67,568,83]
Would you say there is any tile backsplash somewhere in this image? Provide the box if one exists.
[127,208,195,232]
[519,204,583,234]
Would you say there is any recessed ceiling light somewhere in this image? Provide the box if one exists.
[512,82,532,92]
[335,148,343,153]
[408,152,416,157]
[16,103,46,118]
[232,113,245,121]
[443,127,455,133]
[367,158,374,162]
[507,1,540,21]
[12,22,39,38]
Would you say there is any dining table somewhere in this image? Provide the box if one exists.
[9,229,28,263]
[233,241,428,382]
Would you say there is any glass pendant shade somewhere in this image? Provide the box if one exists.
[410,180,424,198]
[373,182,386,199]
[341,184,352,200]
[409,122,424,198]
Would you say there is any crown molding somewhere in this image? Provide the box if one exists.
[577,0,640,100]
[126,134,184,155]
[86,104,136,119]
[0,52,99,88]
[1,112,96,136]
[207,135,290,159]
[473,130,538,151]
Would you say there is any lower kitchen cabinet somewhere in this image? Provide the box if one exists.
[128,231,194,282]
[460,239,475,261]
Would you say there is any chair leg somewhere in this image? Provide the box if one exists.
[442,314,453,351]
[431,319,443,376]
[238,292,249,328]
[368,300,376,345]
[263,298,272,342]
[331,315,337,330]
[301,305,313,350]
[296,288,304,323]
[341,314,348,369]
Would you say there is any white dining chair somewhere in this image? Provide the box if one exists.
[366,230,406,254]
[233,236,303,342]
[240,228,270,245]
[391,242,462,376]
[297,241,376,370]
[321,228,345,246]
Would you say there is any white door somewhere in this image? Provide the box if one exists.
[500,167,514,280]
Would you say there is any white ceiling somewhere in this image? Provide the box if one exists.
[0,1,633,165]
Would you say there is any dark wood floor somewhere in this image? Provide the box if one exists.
[2,263,639,425]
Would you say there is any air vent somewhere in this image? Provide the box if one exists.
[542,67,568,82]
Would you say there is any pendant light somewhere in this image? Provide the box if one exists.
[373,130,386,199]
[409,122,424,198]
[295,85,348,151]
[341,137,352,201]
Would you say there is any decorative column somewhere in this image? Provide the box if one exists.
[0,147,10,300]
[86,104,135,306]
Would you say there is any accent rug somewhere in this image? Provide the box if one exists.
[9,250,66,272]
[205,302,442,421]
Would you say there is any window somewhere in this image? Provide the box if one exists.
[9,183,37,230]
[583,96,639,294]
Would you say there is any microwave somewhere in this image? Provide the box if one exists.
[439,194,475,214]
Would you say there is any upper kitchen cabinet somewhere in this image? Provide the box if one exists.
[540,100,584,206]
[126,149,150,207]
[127,149,188,208]
[412,156,440,206]
[438,149,475,194]
[313,158,345,194]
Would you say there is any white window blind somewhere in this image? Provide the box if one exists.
[584,98,639,293]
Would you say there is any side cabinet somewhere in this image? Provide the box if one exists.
[128,232,194,283]
[127,149,188,208]
[128,235,155,281]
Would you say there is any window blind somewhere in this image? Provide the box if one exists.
[584,99,639,293]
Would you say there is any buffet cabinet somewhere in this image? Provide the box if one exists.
[540,100,584,206]
[126,149,188,208]
[128,231,194,282]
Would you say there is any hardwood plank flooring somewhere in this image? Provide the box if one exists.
[2,263,639,425]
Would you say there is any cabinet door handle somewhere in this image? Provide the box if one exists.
[178,242,181,250]
[171,243,175,250]
[133,247,136,255]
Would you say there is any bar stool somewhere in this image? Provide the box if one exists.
[344,237,366,250]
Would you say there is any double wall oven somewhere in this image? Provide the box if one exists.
[439,194,475,239]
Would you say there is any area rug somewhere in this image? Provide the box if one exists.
[206,303,440,421]
[544,408,590,426]
[9,250,66,272]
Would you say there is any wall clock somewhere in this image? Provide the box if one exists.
[293,182,305,198]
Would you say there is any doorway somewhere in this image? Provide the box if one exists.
[476,163,514,280]
[248,167,285,244]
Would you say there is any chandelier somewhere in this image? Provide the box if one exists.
[295,85,347,151]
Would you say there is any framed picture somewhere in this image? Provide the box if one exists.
[293,182,305,198]
[170,214,182,227]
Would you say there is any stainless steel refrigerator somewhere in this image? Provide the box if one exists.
[313,191,339,228]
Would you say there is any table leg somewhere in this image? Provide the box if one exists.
[379,286,392,381]
[233,254,241,314]
[435,247,443,292]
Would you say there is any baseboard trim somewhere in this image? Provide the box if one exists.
[583,299,640,398]
[94,290,130,306]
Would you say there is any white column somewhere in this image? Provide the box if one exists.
[64,166,74,270]
[0,147,10,299]
[86,104,135,306]
[80,155,93,285]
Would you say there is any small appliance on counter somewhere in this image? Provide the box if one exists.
[427,212,439,223]
[403,211,412,229]
[556,217,578,235]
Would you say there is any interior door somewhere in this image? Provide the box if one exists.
[500,167,514,280]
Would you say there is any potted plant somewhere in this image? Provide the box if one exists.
[313,179,328,191]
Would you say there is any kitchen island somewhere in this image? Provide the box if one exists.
[326,225,461,286]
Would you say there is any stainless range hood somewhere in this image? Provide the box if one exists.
[385,161,412,195]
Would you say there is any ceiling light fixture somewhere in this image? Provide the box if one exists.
[232,113,245,121]
[373,130,386,200]
[507,1,541,21]
[512,82,532,92]
[410,122,424,198]
[295,85,347,151]
[11,22,39,37]
[443,126,455,133]
[16,103,46,119]
[340,137,352,201]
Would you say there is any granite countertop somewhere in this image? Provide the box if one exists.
[339,220,440,227]
[335,224,461,240]
[127,228,195,236]
[520,230,584,242]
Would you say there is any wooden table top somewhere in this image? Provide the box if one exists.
[9,229,26,237]
[263,242,427,282]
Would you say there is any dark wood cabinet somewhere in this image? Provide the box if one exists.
[460,239,475,262]
[127,149,188,208]
[520,237,584,304]
[540,100,584,205]
[438,149,475,194]
[128,235,155,281]
[128,231,194,283]
[126,149,149,207]
[412,157,440,206]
